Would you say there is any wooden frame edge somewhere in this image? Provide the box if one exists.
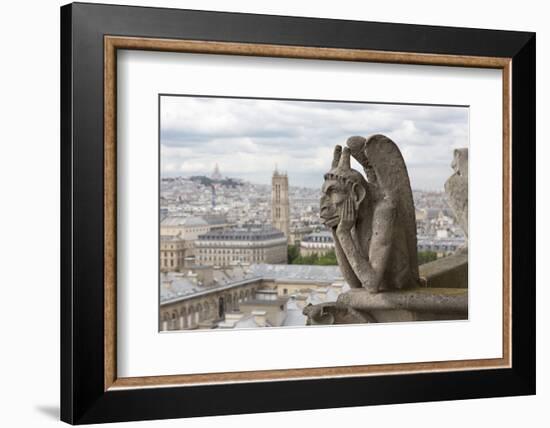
[104,36,117,390]
[105,35,511,68]
[109,357,508,390]
[502,61,512,369]
[103,35,513,391]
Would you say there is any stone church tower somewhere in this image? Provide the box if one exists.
[271,168,290,240]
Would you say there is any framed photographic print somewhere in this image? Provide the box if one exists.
[60,2,535,424]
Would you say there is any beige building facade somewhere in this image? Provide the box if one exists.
[161,215,235,271]
[289,225,314,246]
[196,225,287,267]
[161,216,209,240]
[299,231,335,256]
[160,235,194,271]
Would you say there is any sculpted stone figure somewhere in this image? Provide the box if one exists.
[444,148,468,240]
[319,135,420,293]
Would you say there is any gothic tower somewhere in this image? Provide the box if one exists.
[271,168,290,240]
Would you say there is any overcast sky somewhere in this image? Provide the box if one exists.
[160,96,468,191]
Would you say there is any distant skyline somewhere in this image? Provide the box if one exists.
[160,96,469,191]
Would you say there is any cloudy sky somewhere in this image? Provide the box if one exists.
[160,95,468,191]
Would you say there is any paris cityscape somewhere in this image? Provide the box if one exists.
[159,95,468,331]
[159,165,466,331]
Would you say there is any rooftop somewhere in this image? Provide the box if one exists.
[160,264,345,305]
[161,216,208,227]
[198,225,285,241]
[161,235,185,242]
[202,215,228,226]
[249,264,343,284]
[160,267,260,304]
[302,230,334,243]
[240,297,289,307]
[283,298,307,326]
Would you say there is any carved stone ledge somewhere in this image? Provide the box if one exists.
[419,252,468,289]
[337,287,467,314]
[303,302,375,325]
[303,287,468,325]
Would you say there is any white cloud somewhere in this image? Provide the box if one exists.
[160,96,468,190]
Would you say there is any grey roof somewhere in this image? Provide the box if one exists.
[160,274,201,302]
[305,292,325,306]
[302,230,334,243]
[425,208,442,219]
[290,225,313,232]
[283,299,307,326]
[249,264,342,283]
[234,316,260,328]
[161,264,345,305]
[240,298,289,307]
[417,236,466,245]
[160,269,261,304]
[234,315,273,329]
[198,225,284,241]
[202,215,228,226]
[160,235,184,242]
[161,216,208,227]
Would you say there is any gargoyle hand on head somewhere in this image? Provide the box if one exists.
[336,195,355,235]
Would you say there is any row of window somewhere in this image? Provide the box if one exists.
[163,227,208,233]
[418,245,459,252]
[301,243,334,248]
[161,251,185,257]
[199,249,263,254]
[199,235,284,241]
[302,237,333,243]
[200,256,260,263]
[161,244,185,250]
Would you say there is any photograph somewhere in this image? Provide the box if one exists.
[159,95,470,331]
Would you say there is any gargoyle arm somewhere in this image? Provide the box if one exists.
[331,229,363,289]
[336,199,395,292]
[367,200,396,289]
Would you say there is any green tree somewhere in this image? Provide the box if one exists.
[288,248,338,266]
[287,244,300,264]
[418,250,438,265]
[317,250,338,265]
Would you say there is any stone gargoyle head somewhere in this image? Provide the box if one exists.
[320,146,369,229]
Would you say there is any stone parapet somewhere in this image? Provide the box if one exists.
[304,285,468,325]
[338,287,467,314]
[419,252,468,289]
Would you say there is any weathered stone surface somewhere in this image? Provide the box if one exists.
[304,144,469,326]
[303,287,468,324]
[445,148,468,239]
[303,302,375,325]
[319,135,420,293]
[419,252,468,289]
[337,287,467,314]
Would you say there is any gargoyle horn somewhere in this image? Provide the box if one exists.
[331,145,342,168]
[338,147,351,170]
